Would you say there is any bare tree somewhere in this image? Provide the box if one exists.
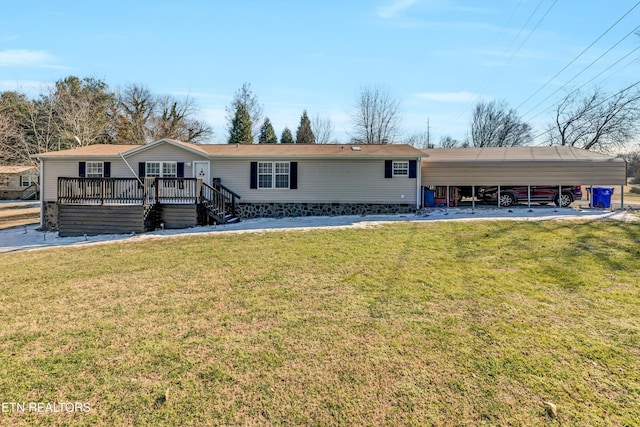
[352,85,401,144]
[40,76,117,148]
[312,114,335,144]
[404,132,433,149]
[438,135,461,148]
[226,83,263,143]
[471,100,532,147]
[548,86,640,152]
[115,84,156,144]
[116,84,212,144]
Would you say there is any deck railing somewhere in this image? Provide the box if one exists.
[151,177,199,204]
[58,177,144,205]
[57,177,199,205]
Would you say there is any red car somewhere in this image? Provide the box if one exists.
[478,185,583,207]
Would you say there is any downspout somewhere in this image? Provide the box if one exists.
[416,156,421,210]
[39,158,44,228]
[119,152,144,185]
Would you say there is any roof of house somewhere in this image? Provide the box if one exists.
[34,144,142,159]
[0,165,39,174]
[421,146,626,163]
[34,139,424,159]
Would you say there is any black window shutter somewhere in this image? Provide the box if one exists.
[250,162,258,189]
[177,162,185,178]
[79,162,86,177]
[409,160,417,178]
[384,160,393,179]
[290,161,298,189]
[104,162,111,177]
[138,162,146,177]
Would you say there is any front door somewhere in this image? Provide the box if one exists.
[193,161,210,184]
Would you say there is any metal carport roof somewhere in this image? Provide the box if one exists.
[421,146,627,186]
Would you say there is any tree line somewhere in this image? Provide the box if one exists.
[2,76,640,172]
[0,76,212,166]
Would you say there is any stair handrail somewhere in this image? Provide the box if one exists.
[201,181,242,224]
[21,182,40,200]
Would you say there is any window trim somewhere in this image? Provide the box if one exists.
[145,161,177,178]
[392,160,409,177]
[257,161,290,189]
[20,175,33,187]
[86,161,104,178]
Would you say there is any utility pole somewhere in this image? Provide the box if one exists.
[426,117,431,148]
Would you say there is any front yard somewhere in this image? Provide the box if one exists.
[0,220,639,426]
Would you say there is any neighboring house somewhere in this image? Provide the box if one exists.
[34,139,423,236]
[0,165,40,200]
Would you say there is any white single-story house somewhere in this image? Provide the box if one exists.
[33,139,628,236]
[34,139,423,236]
[0,165,40,200]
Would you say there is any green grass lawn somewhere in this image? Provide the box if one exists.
[1,219,639,426]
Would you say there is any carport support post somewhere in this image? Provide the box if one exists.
[472,186,476,212]
[590,186,594,208]
[527,185,531,211]
[621,184,624,209]
[497,185,501,208]
[446,185,450,214]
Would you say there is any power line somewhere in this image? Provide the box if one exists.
[521,23,640,120]
[524,44,640,125]
[515,1,640,111]
[445,0,552,134]
[529,80,640,143]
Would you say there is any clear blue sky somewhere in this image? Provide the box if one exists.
[1,0,639,145]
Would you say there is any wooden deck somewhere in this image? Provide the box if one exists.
[56,177,240,235]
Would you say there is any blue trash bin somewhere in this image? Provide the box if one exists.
[592,187,614,208]
[424,189,435,207]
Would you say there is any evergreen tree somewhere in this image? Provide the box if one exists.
[228,103,253,144]
[258,117,278,144]
[280,127,294,144]
[295,110,315,144]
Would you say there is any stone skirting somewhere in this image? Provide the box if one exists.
[236,202,415,219]
[41,201,58,231]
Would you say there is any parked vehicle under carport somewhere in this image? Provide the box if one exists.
[477,185,583,207]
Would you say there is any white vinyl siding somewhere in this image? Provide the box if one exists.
[213,159,417,204]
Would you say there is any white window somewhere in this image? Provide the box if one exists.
[146,161,176,177]
[275,162,290,188]
[162,162,177,178]
[86,162,104,178]
[258,162,273,189]
[393,161,409,177]
[146,162,161,177]
[258,161,290,189]
[20,175,33,187]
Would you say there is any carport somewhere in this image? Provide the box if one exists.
[421,146,627,209]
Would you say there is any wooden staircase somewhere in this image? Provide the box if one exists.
[201,181,241,225]
[21,183,39,200]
